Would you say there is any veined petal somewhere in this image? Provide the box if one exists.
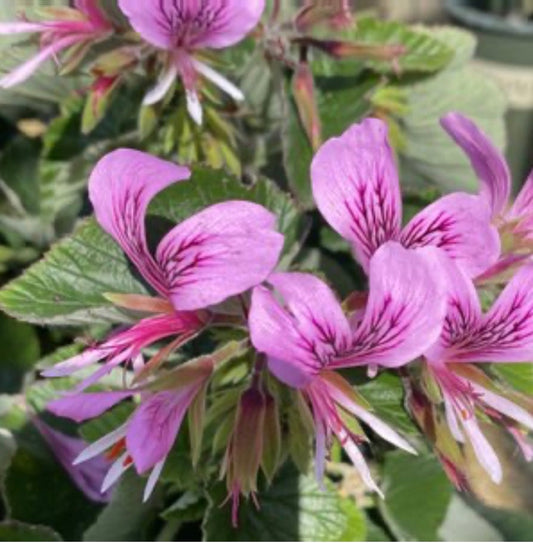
[311,118,401,270]
[425,257,483,362]
[440,112,510,218]
[192,58,244,101]
[333,242,446,369]
[156,201,283,311]
[142,62,178,106]
[126,389,198,473]
[118,0,265,50]
[249,272,352,387]
[453,263,533,362]
[400,193,500,278]
[88,149,191,296]
[0,35,79,88]
[47,391,133,423]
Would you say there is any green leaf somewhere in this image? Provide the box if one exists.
[438,495,502,542]
[316,16,454,74]
[491,364,533,395]
[379,451,453,541]
[203,463,365,541]
[0,521,62,541]
[161,490,206,522]
[282,69,378,208]
[0,167,301,325]
[82,470,164,541]
[0,218,147,326]
[358,372,419,435]
[4,424,102,540]
[0,314,40,393]
[398,27,507,192]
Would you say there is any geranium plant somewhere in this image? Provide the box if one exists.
[0,1,530,541]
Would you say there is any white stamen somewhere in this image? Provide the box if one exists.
[462,417,502,484]
[143,458,166,502]
[143,63,179,106]
[73,423,128,465]
[192,58,244,102]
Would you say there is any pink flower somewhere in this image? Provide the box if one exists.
[441,112,533,280]
[249,242,447,493]
[118,0,265,124]
[42,148,283,390]
[424,258,533,484]
[311,117,501,278]
[49,355,214,502]
[42,148,283,499]
[0,1,112,88]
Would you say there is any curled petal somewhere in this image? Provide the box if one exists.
[400,193,500,278]
[311,118,401,270]
[334,242,446,369]
[249,272,351,387]
[88,149,191,296]
[118,0,265,50]
[440,112,510,219]
[156,201,283,311]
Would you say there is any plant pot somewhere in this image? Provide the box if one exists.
[446,0,533,188]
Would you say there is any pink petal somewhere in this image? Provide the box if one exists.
[333,242,446,369]
[424,256,483,363]
[470,382,533,431]
[249,272,351,387]
[88,149,191,297]
[0,22,45,34]
[33,418,111,502]
[508,169,533,220]
[440,112,511,219]
[311,118,401,271]
[47,391,133,422]
[156,201,283,311]
[118,0,265,51]
[453,263,533,362]
[400,193,500,278]
[0,35,79,88]
[74,0,110,28]
[126,389,197,473]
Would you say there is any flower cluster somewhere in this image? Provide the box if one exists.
[0,0,265,125]
[40,112,532,523]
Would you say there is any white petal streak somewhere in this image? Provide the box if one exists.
[186,89,203,125]
[192,58,244,102]
[143,62,179,106]
[101,452,130,492]
[143,458,165,502]
[73,423,128,465]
